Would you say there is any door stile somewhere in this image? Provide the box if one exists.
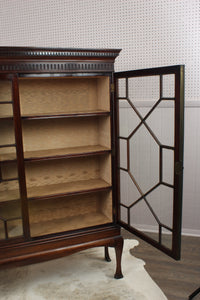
[113,74,120,224]
[12,74,30,239]
[172,65,185,259]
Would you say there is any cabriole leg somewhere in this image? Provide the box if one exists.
[105,246,111,262]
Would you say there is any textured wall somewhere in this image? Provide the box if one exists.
[0,0,199,235]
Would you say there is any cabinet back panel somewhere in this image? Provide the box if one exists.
[25,155,111,188]
[29,191,113,236]
[19,77,110,115]
[22,117,111,151]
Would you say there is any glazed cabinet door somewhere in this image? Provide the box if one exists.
[0,74,30,242]
[115,65,184,259]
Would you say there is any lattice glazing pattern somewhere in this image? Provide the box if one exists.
[117,70,179,247]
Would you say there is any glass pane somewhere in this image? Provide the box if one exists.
[118,78,126,98]
[120,170,141,207]
[163,74,175,98]
[7,219,23,238]
[128,76,160,117]
[163,149,174,185]
[119,100,141,138]
[161,229,172,249]
[129,125,159,194]
[146,185,174,229]
[119,139,127,170]
[145,100,175,147]
[129,199,159,243]
[120,205,128,223]
[1,162,18,179]
[0,80,13,118]
[0,201,23,240]
[0,119,16,161]
[0,163,20,202]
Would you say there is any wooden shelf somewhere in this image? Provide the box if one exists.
[24,145,111,161]
[21,110,110,120]
[0,145,111,162]
[27,179,111,200]
[30,212,111,237]
[0,110,110,120]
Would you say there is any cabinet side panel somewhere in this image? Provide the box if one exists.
[97,77,110,111]
[98,116,111,148]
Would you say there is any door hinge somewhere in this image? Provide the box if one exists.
[110,83,115,93]
[175,161,183,175]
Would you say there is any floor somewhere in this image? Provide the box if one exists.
[122,230,200,300]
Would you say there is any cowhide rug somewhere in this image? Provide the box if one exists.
[0,240,167,300]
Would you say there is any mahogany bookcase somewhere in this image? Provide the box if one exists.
[0,47,184,278]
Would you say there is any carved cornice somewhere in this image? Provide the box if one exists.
[0,47,121,73]
[0,47,121,59]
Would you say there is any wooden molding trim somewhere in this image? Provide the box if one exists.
[0,47,121,59]
[0,62,114,73]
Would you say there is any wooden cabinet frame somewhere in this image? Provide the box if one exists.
[0,47,184,278]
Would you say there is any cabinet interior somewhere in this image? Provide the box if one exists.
[19,76,110,116]
[22,116,111,155]
[28,191,113,237]
[25,154,112,199]
[0,75,113,239]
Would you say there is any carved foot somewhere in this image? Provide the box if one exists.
[114,236,124,279]
[105,246,111,262]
